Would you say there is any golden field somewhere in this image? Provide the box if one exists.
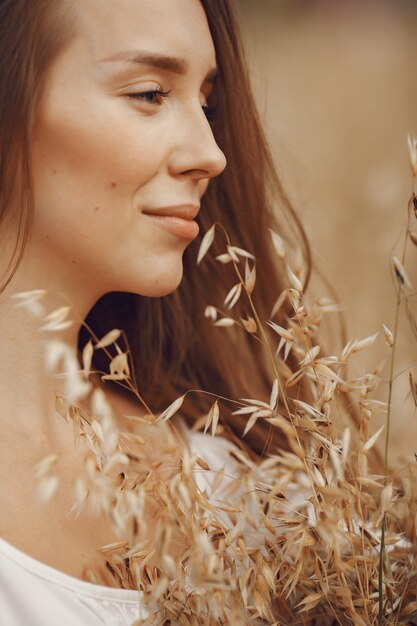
[236,0,417,463]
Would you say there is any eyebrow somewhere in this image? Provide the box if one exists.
[100,50,217,82]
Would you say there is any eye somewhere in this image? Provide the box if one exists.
[128,89,171,105]
[128,88,218,120]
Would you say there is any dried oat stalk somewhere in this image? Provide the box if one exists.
[17,155,417,623]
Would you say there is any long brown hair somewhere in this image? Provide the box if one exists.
[0,0,311,456]
[0,0,76,288]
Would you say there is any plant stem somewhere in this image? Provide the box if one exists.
[383,279,403,476]
[378,186,414,624]
[378,515,386,624]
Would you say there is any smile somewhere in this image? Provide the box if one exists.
[142,213,200,240]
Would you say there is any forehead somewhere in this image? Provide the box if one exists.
[73,0,216,69]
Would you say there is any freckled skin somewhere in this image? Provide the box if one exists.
[28,0,226,302]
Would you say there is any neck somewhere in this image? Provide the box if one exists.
[0,259,99,453]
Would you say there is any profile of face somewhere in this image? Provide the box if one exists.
[27,0,226,304]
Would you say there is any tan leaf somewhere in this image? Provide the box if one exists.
[196,457,211,471]
[287,288,302,312]
[41,306,72,331]
[82,341,94,378]
[382,323,394,347]
[380,482,394,516]
[392,255,412,289]
[232,405,262,416]
[269,228,285,258]
[299,345,320,367]
[287,266,303,293]
[203,400,219,435]
[358,451,368,476]
[35,454,59,479]
[292,399,324,420]
[244,259,256,294]
[407,131,417,177]
[270,290,287,318]
[197,224,216,265]
[157,394,185,422]
[55,393,68,420]
[269,378,279,410]
[72,477,88,510]
[329,446,343,481]
[283,340,292,362]
[266,320,293,342]
[204,306,218,321]
[296,592,323,612]
[352,332,379,353]
[362,424,385,452]
[409,372,417,406]
[43,339,69,371]
[215,253,233,264]
[342,427,351,464]
[109,352,130,377]
[98,541,129,553]
[238,398,271,409]
[197,224,215,265]
[211,401,220,437]
[95,329,122,350]
[161,554,176,579]
[228,245,255,260]
[214,317,235,327]
[41,320,73,332]
[150,575,169,602]
[10,288,46,301]
[224,282,242,309]
[36,475,60,504]
[252,589,271,620]
[242,412,260,437]
[226,246,240,262]
[177,482,191,509]
[285,369,305,388]
[101,373,128,381]
[251,409,272,418]
[241,316,257,333]
[11,289,47,317]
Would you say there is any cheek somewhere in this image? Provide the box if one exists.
[31,100,159,196]
[28,112,153,264]
[29,97,165,245]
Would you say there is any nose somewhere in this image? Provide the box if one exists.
[168,107,227,182]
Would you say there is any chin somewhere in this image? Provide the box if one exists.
[124,267,184,299]
[144,281,182,298]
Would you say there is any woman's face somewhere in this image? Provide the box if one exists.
[28,0,226,302]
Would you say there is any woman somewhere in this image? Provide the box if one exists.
[0,0,312,624]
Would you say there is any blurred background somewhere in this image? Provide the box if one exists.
[235,0,417,463]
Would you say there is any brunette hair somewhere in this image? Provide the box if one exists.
[0,0,311,456]
[0,0,76,288]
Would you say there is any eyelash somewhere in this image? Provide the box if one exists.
[129,89,171,105]
[128,89,217,121]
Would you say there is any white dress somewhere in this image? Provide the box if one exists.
[0,430,244,626]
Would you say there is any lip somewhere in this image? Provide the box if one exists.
[142,206,200,240]
[142,205,200,220]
